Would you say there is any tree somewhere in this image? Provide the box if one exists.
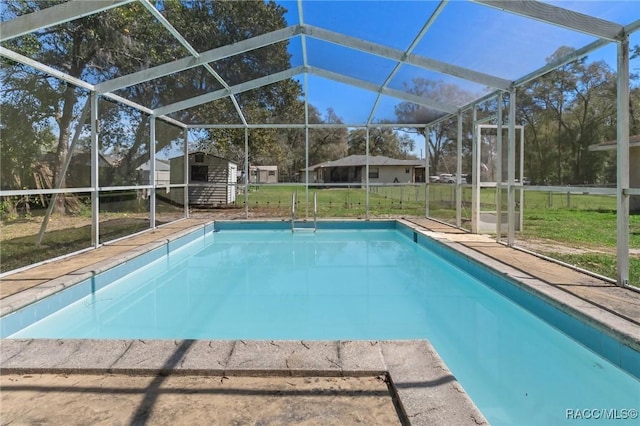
[394,78,476,172]
[1,0,304,205]
[347,126,416,159]
[517,47,617,185]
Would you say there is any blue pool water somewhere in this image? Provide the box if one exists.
[4,224,640,425]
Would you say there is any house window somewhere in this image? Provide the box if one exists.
[268,170,275,176]
[191,165,208,182]
[368,167,379,179]
[405,168,410,174]
[194,152,205,163]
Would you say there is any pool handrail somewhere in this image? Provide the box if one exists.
[291,191,296,231]
[291,191,317,232]
[313,191,317,232]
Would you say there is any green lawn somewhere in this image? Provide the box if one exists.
[3,184,638,286]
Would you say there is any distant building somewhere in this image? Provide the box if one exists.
[136,159,170,187]
[168,152,237,207]
[31,151,115,190]
[249,165,278,184]
[304,155,425,186]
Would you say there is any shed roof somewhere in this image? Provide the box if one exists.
[137,159,170,171]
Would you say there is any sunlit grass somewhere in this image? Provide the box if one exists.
[3,185,638,287]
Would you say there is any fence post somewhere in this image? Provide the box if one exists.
[567,191,571,208]
[548,191,552,208]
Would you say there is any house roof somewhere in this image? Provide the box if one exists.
[588,135,640,151]
[36,152,115,168]
[168,151,237,165]
[137,159,170,171]
[305,155,424,171]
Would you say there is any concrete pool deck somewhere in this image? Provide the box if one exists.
[2,217,640,425]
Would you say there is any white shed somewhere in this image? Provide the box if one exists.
[169,152,237,207]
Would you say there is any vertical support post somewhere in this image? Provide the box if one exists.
[496,94,503,241]
[90,92,99,247]
[183,128,189,218]
[507,89,517,246]
[365,127,370,220]
[244,128,249,219]
[519,126,525,232]
[472,106,479,233]
[456,114,462,227]
[425,126,430,218]
[305,123,309,219]
[304,72,310,219]
[617,35,630,286]
[149,116,156,230]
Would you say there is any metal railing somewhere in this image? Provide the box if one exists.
[291,191,317,232]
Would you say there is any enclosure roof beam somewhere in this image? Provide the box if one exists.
[367,0,448,125]
[0,0,136,42]
[0,46,95,91]
[473,0,623,41]
[95,25,302,94]
[301,24,511,90]
[153,66,304,116]
[513,38,610,87]
[138,0,247,126]
[189,123,429,129]
[308,66,458,114]
[0,46,184,127]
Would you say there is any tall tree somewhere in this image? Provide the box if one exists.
[394,78,475,172]
[1,0,303,204]
[347,126,416,159]
[517,47,617,185]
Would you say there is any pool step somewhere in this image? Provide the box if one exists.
[292,227,316,233]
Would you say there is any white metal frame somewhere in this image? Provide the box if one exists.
[475,123,524,242]
[0,0,636,287]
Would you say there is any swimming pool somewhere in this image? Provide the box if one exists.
[2,220,639,425]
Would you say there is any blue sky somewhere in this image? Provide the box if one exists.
[274,0,639,157]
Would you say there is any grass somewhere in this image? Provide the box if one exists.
[2,184,638,286]
[0,216,152,273]
[541,252,640,287]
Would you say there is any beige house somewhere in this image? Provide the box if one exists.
[589,135,640,211]
[304,155,425,186]
[249,165,278,184]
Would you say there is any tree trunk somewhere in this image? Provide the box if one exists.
[52,83,81,215]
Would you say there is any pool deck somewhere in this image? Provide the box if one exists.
[405,218,640,327]
[2,217,640,425]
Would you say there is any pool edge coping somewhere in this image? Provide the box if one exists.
[396,218,640,352]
